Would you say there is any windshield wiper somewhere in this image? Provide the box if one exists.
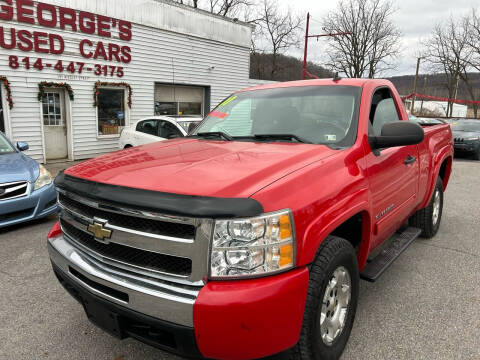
[253,134,311,144]
[195,132,233,141]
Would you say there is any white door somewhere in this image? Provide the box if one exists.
[42,90,68,160]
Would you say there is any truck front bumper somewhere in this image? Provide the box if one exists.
[48,233,309,359]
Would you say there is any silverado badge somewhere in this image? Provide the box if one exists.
[87,220,112,243]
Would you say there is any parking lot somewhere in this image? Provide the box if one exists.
[0,159,479,360]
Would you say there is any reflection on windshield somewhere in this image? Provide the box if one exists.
[194,86,361,146]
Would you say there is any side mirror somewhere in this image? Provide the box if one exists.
[17,141,29,151]
[370,121,424,149]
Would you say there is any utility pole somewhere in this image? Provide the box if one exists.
[302,12,352,80]
[410,57,421,114]
[420,76,427,114]
[452,74,460,117]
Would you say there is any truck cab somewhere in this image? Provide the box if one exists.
[47,78,453,360]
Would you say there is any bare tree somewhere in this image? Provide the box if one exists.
[208,0,253,17]
[423,16,473,116]
[258,0,302,78]
[322,0,401,78]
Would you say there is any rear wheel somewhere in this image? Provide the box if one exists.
[124,144,132,149]
[409,176,444,238]
[292,236,359,360]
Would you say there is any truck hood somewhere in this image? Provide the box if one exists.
[452,131,480,139]
[64,138,336,198]
[0,152,39,183]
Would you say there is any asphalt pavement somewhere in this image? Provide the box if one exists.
[0,159,479,360]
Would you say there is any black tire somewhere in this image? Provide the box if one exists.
[292,236,359,360]
[409,176,444,238]
[124,144,132,148]
[473,146,480,161]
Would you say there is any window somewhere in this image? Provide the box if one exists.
[158,120,183,139]
[154,85,204,116]
[369,88,400,136]
[97,89,126,136]
[136,120,158,136]
[42,92,63,126]
[155,102,176,115]
[179,102,202,115]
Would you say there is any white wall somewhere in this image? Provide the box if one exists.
[0,0,252,162]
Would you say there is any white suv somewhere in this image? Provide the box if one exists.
[119,116,188,148]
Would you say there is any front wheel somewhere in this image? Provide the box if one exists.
[409,176,444,238]
[292,236,359,360]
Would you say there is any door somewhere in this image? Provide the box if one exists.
[365,88,419,248]
[134,119,160,145]
[42,90,68,160]
[0,86,4,133]
[157,119,187,139]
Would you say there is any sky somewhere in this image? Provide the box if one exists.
[277,0,479,76]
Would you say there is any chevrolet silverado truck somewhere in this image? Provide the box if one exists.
[47,78,453,360]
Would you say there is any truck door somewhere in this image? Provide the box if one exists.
[365,88,419,249]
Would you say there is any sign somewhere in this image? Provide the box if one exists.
[0,0,132,77]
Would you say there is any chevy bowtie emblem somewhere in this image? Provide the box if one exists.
[87,221,112,243]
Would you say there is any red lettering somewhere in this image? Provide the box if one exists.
[33,31,49,53]
[17,29,32,51]
[16,0,34,24]
[118,20,132,41]
[37,2,57,27]
[79,11,95,34]
[108,43,120,62]
[49,33,64,54]
[120,46,131,63]
[59,7,77,31]
[0,0,13,21]
[93,41,107,60]
[0,26,15,49]
[96,15,111,37]
[79,39,93,58]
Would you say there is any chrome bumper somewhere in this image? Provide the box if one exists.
[48,235,201,327]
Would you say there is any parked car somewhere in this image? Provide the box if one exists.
[119,116,187,148]
[165,115,203,133]
[47,78,453,360]
[409,115,446,125]
[450,119,480,160]
[0,131,57,228]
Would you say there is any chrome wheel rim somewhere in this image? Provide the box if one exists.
[432,189,441,226]
[320,266,351,346]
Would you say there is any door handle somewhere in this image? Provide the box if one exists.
[404,155,417,165]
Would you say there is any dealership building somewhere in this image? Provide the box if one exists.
[0,0,254,163]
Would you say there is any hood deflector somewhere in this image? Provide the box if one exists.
[55,172,264,219]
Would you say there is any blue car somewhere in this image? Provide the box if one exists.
[0,131,58,228]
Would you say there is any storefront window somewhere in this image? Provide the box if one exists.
[179,102,202,115]
[97,89,125,136]
[155,102,176,115]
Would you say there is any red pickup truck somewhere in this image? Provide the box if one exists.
[47,78,453,360]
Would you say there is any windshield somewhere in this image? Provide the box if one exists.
[451,120,480,132]
[193,85,362,146]
[0,133,15,154]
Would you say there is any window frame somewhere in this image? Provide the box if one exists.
[157,119,185,139]
[95,86,130,139]
[368,86,402,137]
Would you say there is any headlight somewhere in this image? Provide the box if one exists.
[34,164,53,190]
[210,209,295,279]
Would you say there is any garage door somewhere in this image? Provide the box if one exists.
[155,85,204,116]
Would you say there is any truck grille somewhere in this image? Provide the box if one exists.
[57,189,212,284]
[58,194,195,239]
[60,219,192,276]
[0,181,29,201]
[454,137,464,143]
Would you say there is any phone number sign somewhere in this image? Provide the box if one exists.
[0,0,132,77]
